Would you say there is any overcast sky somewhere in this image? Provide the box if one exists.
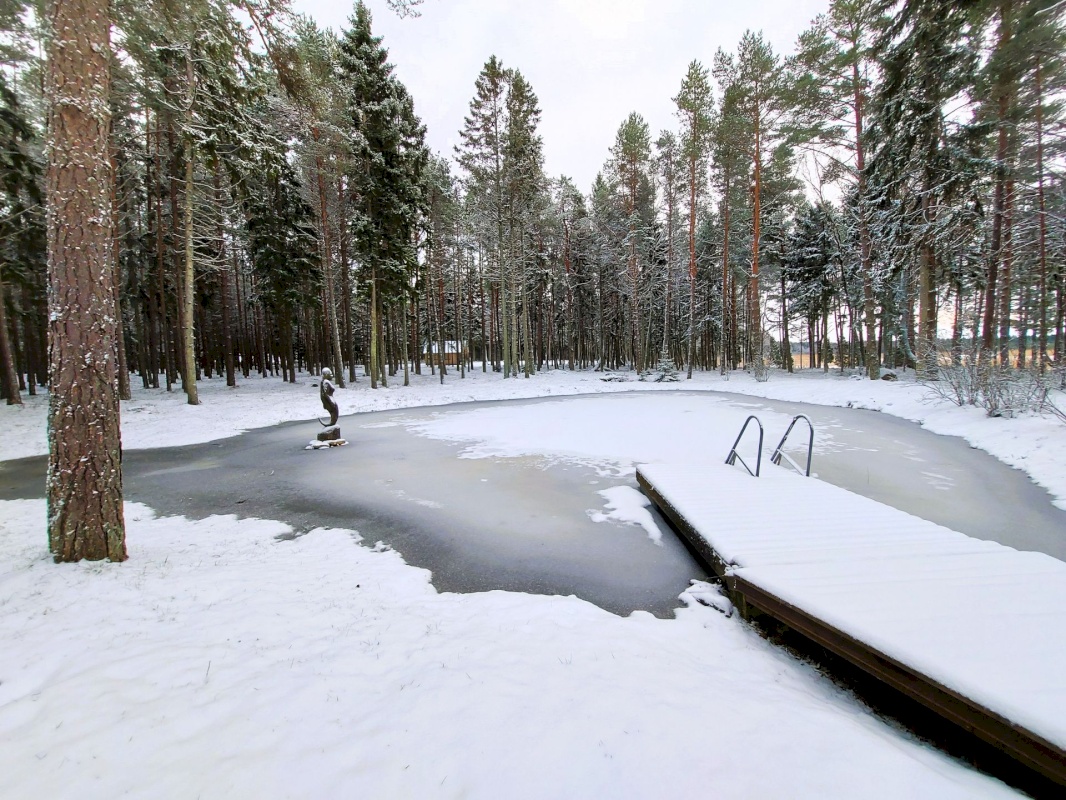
[291,0,829,192]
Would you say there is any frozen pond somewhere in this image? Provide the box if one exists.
[2,391,1064,617]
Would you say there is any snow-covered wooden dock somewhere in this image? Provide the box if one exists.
[636,462,1066,787]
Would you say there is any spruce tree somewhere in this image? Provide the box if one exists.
[870,0,978,376]
[503,69,544,377]
[339,1,427,388]
[0,73,39,406]
[653,130,682,363]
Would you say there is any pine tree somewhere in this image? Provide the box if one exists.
[794,0,888,378]
[711,50,752,374]
[733,31,793,378]
[456,56,509,374]
[674,60,713,378]
[288,18,349,388]
[609,112,652,372]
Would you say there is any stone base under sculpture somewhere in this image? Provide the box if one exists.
[318,426,341,441]
[306,427,348,450]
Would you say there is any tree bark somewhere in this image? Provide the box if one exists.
[997,174,1014,366]
[182,55,199,407]
[918,193,938,377]
[312,139,345,388]
[718,181,731,376]
[337,176,355,383]
[853,60,879,379]
[369,269,378,388]
[1035,56,1049,372]
[686,155,697,377]
[45,0,126,561]
[109,141,130,401]
[750,110,763,374]
[981,3,1013,359]
[0,273,21,405]
[215,165,235,387]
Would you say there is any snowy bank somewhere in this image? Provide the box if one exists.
[0,499,1017,798]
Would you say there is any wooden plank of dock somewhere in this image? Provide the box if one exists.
[636,462,1066,787]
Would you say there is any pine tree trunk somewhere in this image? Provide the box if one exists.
[236,252,250,378]
[45,0,126,562]
[153,114,170,391]
[402,296,410,386]
[522,246,532,378]
[113,245,130,401]
[412,285,422,376]
[750,110,763,375]
[478,255,487,372]
[997,175,1014,366]
[853,61,879,379]
[499,256,510,377]
[312,142,345,388]
[952,280,964,364]
[982,5,1013,359]
[1017,282,1030,368]
[454,225,465,379]
[370,271,378,389]
[918,193,937,377]
[377,292,388,386]
[718,191,731,376]
[168,113,187,391]
[781,272,792,372]
[1035,57,1049,372]
[0,274,21,405]
[21,284,41,395]
[687,156,697,378]
[215,167,235,387]
[338,177,355,383]
[1055,270,1065,371]
[182,103,199,405]
[110,150,131,402]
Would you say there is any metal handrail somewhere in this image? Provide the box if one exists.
[725,415,764,477]
[771,414,814,477]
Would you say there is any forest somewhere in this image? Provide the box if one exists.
[2,0,1065,413]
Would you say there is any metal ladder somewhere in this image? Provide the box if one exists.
[725,415,764,477]
[725,413,815,478]
[771,414,815,477]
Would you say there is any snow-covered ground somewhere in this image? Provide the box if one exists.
[2,366,1063,798]
[0,500,1021,799]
